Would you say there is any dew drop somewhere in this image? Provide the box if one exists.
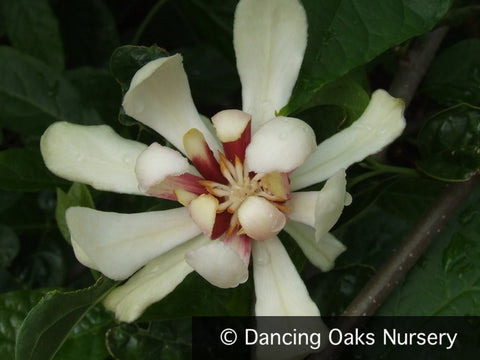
[254,245,270,266]
[123,155,132,164]
[279,133,287,140]
[255,252,270,266]
[76,154,85,162]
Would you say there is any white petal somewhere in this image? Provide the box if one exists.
[290,90,406,190]
[135,143,202,198]
[246,117,316,174]
[136,143,190,190]
[188,194,219,238]
[185,239,249,288]
[284,222,346,271]
[122,54,219,154]
[41,122,146,195]
[237,196,286,241]
[288,170,348,240]
[211,109,251,142]
[103,234,210,322]
[234,0,307,129]
[252,238,320,316]
[67,207,202,280]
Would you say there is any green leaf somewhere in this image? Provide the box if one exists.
[284,0,454,114]
[181,0,236,59]
[29,238,68,287]
[296,105,346,144]
[292,77,370,124]
[55,304,114,360]
[65,67,122,126]
[0,0,64,70]
[423,38,480,106]
[110,45,169,94]
[15,277,117,360]
[55,183,95,242]
[181,44,240,107]
[106,320,191,360]
[377,184,480,316]
[140,272,251,321]
[0,225,19,268]
[0,46,102,135]
[53,0,119,68]
[0,149,67,191]
[416,104,480,181]
[0,289,50,360]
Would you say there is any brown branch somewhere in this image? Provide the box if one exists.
[389,26,449,107]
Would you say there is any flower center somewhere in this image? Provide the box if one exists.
[200,153,286,215]
[180,110,290,241]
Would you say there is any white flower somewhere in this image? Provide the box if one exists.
[40,0,405,322]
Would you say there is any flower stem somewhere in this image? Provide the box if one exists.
[347,159,418,189]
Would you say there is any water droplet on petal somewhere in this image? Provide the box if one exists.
[76,154,84,162]
[254,245,270,266]
[123,155,132,164]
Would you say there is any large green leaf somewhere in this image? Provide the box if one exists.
[0,289,49,360]
[181,0,236,60]
[53,0,119,68]
[293,77,370,124]
[15,277,117,360]
[0,47,102,135]
[181,44,240,108]
[423,38,480,106]
[106,320,191,360]
[416,104,480,181]
[65,67,122,126]
[140,272,251,321]
[0,0,64,70]
[284,0,453,114]
[55,304,114,360]
[0,149,67,191]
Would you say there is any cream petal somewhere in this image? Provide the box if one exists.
[122,54,219,154]
[211,109,251,143]
[103,234,210,322]
[135,143,203,199]
[185,239,249,288]
[234,0,307,129]
[252,238,320,316]
[41,122,146,195]
[237,196,286,241]
[245,117,316,174]
[284,222,346,271]
[188,194,219,238]
[288,170,348,240]
[290,90,406,190]
[66,207,202,280]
